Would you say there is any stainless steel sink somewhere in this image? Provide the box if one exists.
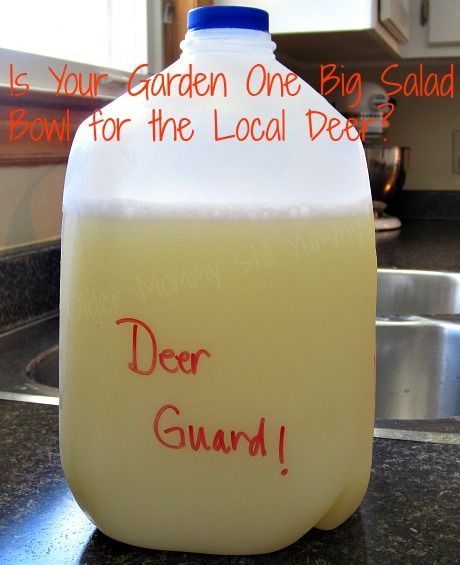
[26,345,59,389]
[1,270,460,443]
[0,315,59,404]
[376,318,460,419]
[378,269,460,316]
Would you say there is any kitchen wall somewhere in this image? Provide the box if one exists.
[287,59,460,191]
[388,79,459,192]
[0,164,64,251]
[346,61,460,192]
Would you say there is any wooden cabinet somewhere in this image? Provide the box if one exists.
[379,0,410,43]
[428,0,460,45]
[213,0,401,62]
[162,0,212,66]
[208,1,460,60]
[400,0,460,58]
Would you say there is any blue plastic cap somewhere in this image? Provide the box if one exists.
[187,6,269,32]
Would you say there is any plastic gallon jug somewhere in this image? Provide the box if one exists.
[60,6,376,555]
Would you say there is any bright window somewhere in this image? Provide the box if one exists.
[0,0,148,72]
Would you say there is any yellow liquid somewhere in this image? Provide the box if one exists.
[59,212,376,555]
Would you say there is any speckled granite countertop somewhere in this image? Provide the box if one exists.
[1,220,460,564]
[376,220,460,271]
[1,401,459,564]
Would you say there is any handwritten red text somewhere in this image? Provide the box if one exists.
[153,403,288,476]
[116,317,211,376]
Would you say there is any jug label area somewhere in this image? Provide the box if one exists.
[116,316,289,477]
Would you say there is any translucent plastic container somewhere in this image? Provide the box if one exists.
[60,6,376,555]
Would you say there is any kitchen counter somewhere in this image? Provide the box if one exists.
[376,219,460,271]
[1,219,460,564]
[1,400,459,564]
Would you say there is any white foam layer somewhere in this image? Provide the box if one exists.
[63,198,372,220]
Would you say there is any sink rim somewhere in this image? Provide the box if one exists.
[377,268,460,318]
[378,267,460,278]
[25,344,59,391]
[376,315,460,327]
